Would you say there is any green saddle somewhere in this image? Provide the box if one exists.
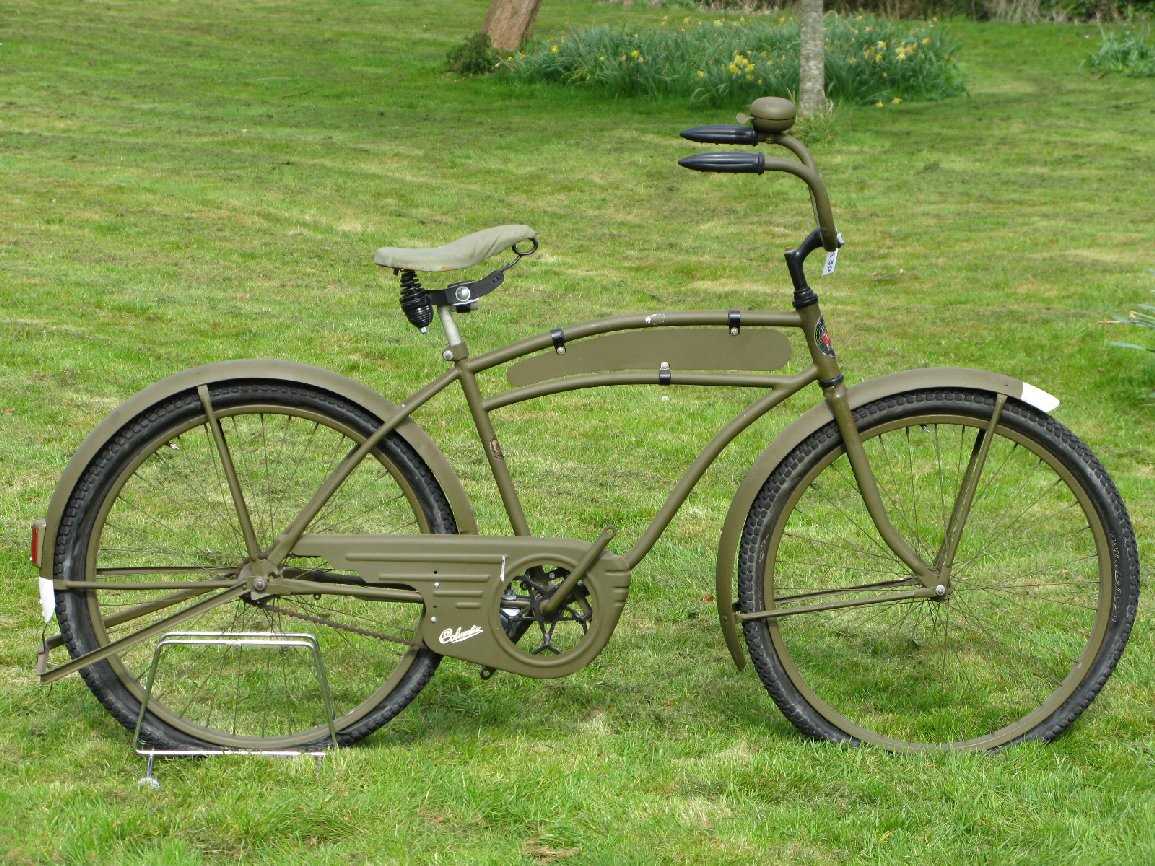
[374,225,537,273]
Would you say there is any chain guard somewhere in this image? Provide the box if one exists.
[292,534,631,679]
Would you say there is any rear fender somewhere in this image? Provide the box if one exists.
[714,367,1059,670]
[37,359,477,578]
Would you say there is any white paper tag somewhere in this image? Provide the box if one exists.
[38,577,55,623]
[822,248,839,276]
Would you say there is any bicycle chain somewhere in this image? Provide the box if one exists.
[269,601,418,647]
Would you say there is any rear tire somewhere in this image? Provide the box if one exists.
[55,380,457,750]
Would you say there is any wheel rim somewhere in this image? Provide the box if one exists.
[81,398,434,749]
[760,411,1112,751]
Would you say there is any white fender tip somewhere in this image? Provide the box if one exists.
[1020,382,1060,413]
[38,576,56,623]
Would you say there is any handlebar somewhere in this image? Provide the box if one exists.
[678,98,841,252]
[679,152,765,174]
[680,124,760,146]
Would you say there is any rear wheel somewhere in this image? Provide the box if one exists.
[55,380,457,750]
[739,389,1138,751]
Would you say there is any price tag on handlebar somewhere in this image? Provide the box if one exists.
[822,247,839,276]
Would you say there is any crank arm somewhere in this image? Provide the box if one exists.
[538,526,617,616]
[736,587,940,622]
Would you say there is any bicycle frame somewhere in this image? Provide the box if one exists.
[39,294,952,684]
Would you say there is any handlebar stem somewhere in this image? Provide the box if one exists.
[785,228,826,309]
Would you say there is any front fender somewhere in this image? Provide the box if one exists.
[38,359,477,578]
[714,367,1060,670]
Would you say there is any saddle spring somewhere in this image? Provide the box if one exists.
[398,269,434,331]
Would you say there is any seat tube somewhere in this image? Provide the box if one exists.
[440,307,533,536]
[797,302,936,584]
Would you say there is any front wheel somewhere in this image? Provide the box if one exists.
[738,388,1138,751]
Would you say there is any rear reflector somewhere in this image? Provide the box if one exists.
[31,519,45,567]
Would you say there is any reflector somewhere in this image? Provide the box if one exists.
[30,520,44,567]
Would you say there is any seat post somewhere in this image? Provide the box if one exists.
[438,306,464,357]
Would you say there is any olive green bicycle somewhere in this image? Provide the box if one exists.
[32,97,1138,753]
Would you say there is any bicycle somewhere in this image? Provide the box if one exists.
[31,96,1139,752]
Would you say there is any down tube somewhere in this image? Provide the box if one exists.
[622,367,818,570]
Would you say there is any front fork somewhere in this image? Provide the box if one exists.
[794,300,1003,593]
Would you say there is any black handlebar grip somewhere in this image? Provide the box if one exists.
[678,152,765,174]
[680,124,760,145]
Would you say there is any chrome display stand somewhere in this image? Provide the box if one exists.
[133,631,338,788]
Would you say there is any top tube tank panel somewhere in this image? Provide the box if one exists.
[506,328,792,388]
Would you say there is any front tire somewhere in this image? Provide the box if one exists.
[738,388,1138,751]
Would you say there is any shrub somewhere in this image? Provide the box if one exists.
[609,0,1155,23]
[1086,25,1155,77]
[447,32,500,76]
[500,14,965,106]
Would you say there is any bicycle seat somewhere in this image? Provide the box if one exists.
[374,225,537,273]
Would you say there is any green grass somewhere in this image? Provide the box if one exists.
[0,1,1152,863]
[500,14,965,106]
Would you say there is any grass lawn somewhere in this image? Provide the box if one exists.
[1,1,1152,863]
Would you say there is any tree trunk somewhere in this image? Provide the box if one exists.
[484,0,542,52]
[798,0,826,118]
